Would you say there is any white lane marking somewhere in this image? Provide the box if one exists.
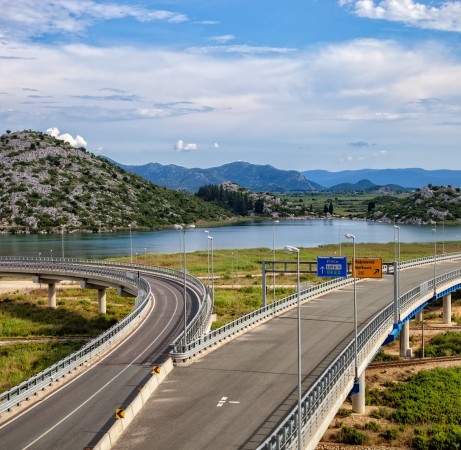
[2,278,180,448]
[217,397,240,407]
[217,396,227,407]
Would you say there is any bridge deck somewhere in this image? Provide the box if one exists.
[112,260,461,450]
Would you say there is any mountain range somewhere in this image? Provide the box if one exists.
[302,168,461,189]
[118,161,461,193]
[117,161,322,193]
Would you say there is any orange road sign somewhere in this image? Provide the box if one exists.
[152,366,161,375]
[352,257,382,278]
[115,409,125,419]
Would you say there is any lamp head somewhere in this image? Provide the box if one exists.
[345,233,355,240]
[284,245,299,254]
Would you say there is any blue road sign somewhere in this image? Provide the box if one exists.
[317,256,347,278]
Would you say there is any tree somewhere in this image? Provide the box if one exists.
[254,198,264,214]
[324,204,328,214]
[328,201,333,214]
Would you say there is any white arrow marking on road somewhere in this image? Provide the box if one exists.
[217,396,227,407]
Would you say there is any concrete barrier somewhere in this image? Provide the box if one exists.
[93,358,174,450]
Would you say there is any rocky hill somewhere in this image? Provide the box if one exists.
[0,130,229,233]
[368,185,461,224]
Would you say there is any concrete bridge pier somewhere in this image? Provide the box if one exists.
[351,371,366,414]
[399,321,412,358]
[415,311,423,322]
[48,283,57,308]
[98,288,107,315]
[443,293,452,324]
[32,276,58,308]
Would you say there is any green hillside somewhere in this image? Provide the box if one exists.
[0,130,229,233]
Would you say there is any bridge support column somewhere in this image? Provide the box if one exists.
[98,288,107,314]
[351,371,366,414]
[399,321,412,358]
[48,283,57,308]
[443,293,452,324]
[415,311,423,322]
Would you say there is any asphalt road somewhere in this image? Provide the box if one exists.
[0,272,199,450]
[112,259,461,450]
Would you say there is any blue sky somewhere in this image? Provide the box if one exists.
[1,0,461,171]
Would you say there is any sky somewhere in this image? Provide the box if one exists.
[1,0,461,171]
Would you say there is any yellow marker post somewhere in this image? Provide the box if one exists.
[152,366,161,375]
[115,409,125,419]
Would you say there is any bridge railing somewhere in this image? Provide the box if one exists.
[0,259,156,415]
[171,276,355,360]
[257,256,461,449]
[0,257,209,416]
[0,256,210,346]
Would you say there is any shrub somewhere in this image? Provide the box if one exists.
[336,408,352,418]
[364,420,381,432]
[370,406,391,419]
[337,426,369,445]
[380,428,399,442]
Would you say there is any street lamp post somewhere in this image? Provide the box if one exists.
[272,220,279,301]
[129,224,133,264]
[50,249,53,259]
[208,235,214,304]
[442,218,445,254]
[205,231,210,288]
[283,245,301,450]
[345,233,359,382]
[432,227,437,295]
[175,224,196,347]
[393,225,400,324]
[61,225,65,259]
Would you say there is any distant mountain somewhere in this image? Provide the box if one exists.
[119,161,323,193]
[0,131,228,233]
[302,168,461,189]
[326,179,411,193]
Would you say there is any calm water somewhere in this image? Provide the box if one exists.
[0,219,459,259]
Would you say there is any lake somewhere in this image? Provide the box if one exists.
[0,219,459,259]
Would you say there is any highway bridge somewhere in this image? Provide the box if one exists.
[0,254,460,449]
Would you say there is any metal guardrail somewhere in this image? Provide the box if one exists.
[0,257,209,415]
[257,252,461,449]
[0,256,211,345]
[171,252,461,361]
[171,276,355,360]
[1,253,460,444]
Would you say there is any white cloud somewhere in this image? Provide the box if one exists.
[0,0,187,38]
[174,139,197,152]
[46,127,87,147]
[188,44,295,54]
[209,35,235,44]
[1,35,461,170]
[340,0,461,32]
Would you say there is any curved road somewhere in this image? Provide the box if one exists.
[0,273,199,450]
[113,259,461,450]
